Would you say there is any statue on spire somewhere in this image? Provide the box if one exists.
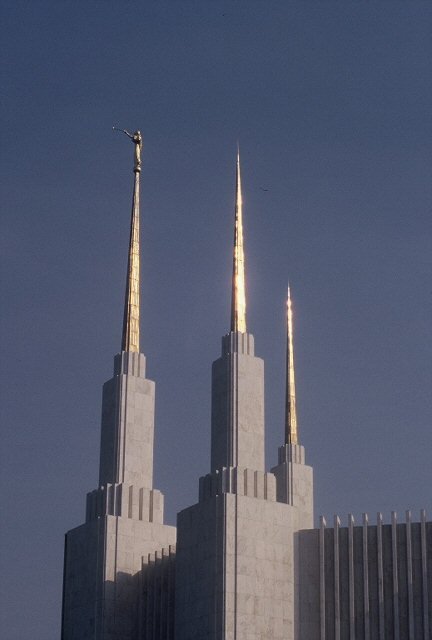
[113,127,143,172]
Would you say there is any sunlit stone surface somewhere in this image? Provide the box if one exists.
[61,146,431,639]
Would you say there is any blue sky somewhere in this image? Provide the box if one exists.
[1,3,431,638]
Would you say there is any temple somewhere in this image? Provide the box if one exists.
[61,136,431,640]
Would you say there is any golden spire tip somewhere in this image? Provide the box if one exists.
[120,130,142,353]
[230,150,247,333]
[285,283,299,445]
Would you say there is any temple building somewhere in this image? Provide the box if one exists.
[61,134,431,640]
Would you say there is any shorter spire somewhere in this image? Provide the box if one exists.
[120,130,143,353]
[230,150,247,333]
[285,284,299,445]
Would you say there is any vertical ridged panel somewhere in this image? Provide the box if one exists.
[406,511,415,639]
[363,513,370,639]
[320,516,326,640]
[334,515,341,640]
[420,509,429,640]
[348,514,355,639]
[392,512,400,640]
[377,512,385,640]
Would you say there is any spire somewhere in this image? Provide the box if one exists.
[285,284,299,445]
[120,129,143,353]
[230,149,247,333]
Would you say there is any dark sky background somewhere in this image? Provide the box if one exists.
[1,2,431,638]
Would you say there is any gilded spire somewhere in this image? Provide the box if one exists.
[285,284,299,445]
[118,129,142,353]
[230,150,247,333]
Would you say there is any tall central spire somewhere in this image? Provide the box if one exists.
[285,284,299,445]
[121,130,142,353]
[230,150,247,333]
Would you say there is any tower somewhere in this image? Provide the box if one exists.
[174,153,314,640]
[271,286,314,529]
[211,151,265,474]
[61,131,176,640]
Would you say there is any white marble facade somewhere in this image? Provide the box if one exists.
[61,147,430,639]
[175,331,314,639]
[61,352,176,640]
[62,340,430,639]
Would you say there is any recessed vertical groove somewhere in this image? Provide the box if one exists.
[128,485,133,518]
[149,490,153,523]
[139,488,143,521]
